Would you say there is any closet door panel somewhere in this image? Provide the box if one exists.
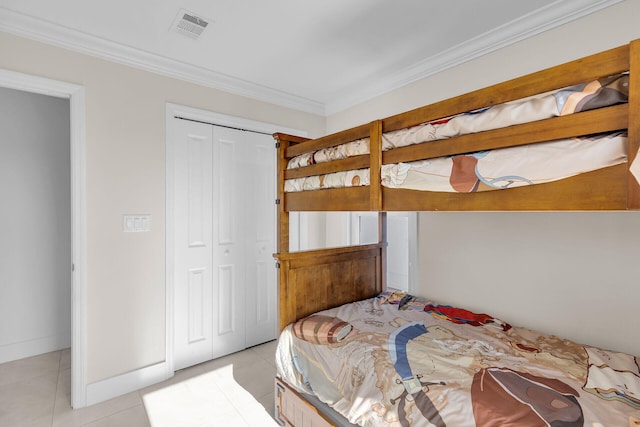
[173,119,214,370]
[245,133,277,347]
[211,128,246,358]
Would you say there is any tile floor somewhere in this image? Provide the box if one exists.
[0,340,279,427]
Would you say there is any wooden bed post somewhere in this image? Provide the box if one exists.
[628,39,640,209]
[274,133,290,253]
[378,211,387,292]
[369,120,383,211]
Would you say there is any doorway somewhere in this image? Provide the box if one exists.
[0,69,86,408]
[0,86,70,360]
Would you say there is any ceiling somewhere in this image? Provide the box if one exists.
[0,0,622,115]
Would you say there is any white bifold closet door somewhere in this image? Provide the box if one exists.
[172,117,276,371]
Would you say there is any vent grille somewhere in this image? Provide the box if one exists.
[172,9,210,39]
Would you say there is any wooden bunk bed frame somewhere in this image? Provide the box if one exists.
[272,40,640,426]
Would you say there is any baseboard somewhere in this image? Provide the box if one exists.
[0,334,71,364]
[85,361,173,406]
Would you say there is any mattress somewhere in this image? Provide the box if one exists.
[285,73,629,171]
[276,291,640,426]
[284,132,628,193]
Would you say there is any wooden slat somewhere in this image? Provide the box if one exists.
[273,132,310,146]
[383,105,628,164]
[369,120,383,210]
[285,123,371,158]
[285,187,371,211]
[283,155,368,179]
[382,164,627,211]
[383,44,630,133]
[628,39,640,209]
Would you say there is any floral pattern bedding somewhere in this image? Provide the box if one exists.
[276,291,640,426]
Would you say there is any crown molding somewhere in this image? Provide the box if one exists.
[324,0,624,115]
[0,7,326,116]
[1,1,622,117]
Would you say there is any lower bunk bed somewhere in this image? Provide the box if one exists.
[274,289,640,426]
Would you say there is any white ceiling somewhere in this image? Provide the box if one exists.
[0,0,622,115]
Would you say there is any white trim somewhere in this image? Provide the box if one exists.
[0,69,87,408]
[407,212,418,295]
[0,335,70,364]
[86,362,168,406]
[324,0,625,114]
[165,103,306,375]
[0,1,622,116]
[0,7,324,116]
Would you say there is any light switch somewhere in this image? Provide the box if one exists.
[123,214,151,232]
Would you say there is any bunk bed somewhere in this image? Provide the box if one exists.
[272,40,640,427]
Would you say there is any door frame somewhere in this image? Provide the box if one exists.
[349,211,419,293]
[165,103,305,374]
[0,69,87,408]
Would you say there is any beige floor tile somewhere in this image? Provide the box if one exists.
[201,348,263,373]
[0,370,58,427]
[143,368,245,427]
[0,350,61,387]
[0,344,280,427]
[231,358,277,401]
[140,363,205,396]
[53,384,142,427]
[258,391,275,418]
[81,405,150,427]
[59,348,71,371]
[250,340,278,366]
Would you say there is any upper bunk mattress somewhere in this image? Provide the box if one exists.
[284,131,628,193]
[286,73,629,170]
[276,291,640,426]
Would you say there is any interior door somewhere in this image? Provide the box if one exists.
[172,117,276,370]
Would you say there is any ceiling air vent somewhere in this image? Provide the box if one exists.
[172,9,210,39]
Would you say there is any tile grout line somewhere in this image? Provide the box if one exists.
[50,349,63,427]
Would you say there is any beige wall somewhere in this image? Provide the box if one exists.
[0,32,325,384]
[326,0,640,356]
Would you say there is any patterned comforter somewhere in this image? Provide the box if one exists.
[276,291,640,426]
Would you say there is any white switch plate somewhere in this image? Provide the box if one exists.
[123,214,151,232]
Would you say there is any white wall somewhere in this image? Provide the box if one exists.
[327,0,640,357]
[0,86,71,363]
[0,32,325,386]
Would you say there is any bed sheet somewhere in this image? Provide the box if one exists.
[285,74,628,171]
[276,291,640,426]
[284,132,627,193]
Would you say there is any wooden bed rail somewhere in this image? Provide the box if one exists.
[275,38,640,214]
[628,38,640,209]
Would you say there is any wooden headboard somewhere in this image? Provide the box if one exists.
[274,243,385,331]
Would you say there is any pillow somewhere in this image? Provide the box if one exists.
[292,314,352,345]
